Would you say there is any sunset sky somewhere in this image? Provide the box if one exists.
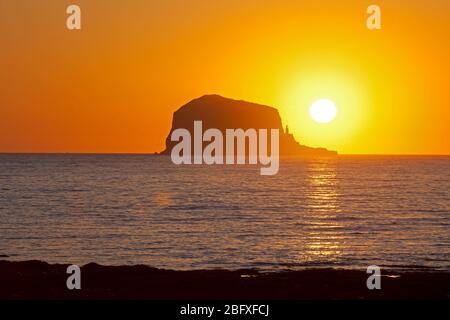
[0,0,449,154]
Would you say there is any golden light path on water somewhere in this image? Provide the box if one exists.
[303,161,343,260]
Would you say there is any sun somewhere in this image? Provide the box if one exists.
[309,99,337,124]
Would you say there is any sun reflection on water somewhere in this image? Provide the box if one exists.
[303,160,344,260]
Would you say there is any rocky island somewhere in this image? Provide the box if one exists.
[160,94,337,157]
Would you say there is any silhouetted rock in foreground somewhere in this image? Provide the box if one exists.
[0,260,448,299]
[161,94,337,156]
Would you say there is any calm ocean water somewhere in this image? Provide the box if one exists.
[0,154,449,271]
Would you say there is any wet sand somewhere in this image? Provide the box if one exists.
[0,260,448,300]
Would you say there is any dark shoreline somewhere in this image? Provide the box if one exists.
[0,260,448,300]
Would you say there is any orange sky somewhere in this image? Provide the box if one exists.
[0,0,449,154]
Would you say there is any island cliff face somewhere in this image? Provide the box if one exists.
[161,94,337,157]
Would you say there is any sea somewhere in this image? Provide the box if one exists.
[0,154,449,271]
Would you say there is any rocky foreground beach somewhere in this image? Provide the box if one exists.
[0,260,448,300]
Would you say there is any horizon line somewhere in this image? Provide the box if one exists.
[0,152,449,157]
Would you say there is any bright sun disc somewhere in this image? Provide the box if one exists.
[309,99,337,124]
